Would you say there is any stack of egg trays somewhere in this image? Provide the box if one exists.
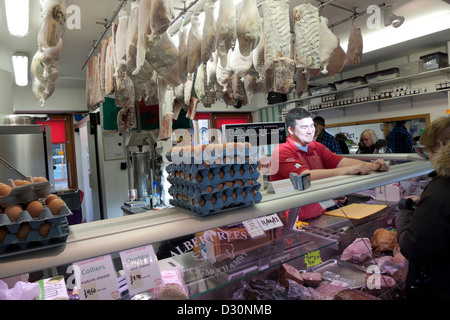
[0,182,72,254]
[167,145,263,216]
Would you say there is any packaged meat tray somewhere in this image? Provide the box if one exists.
[364,68,400,84]
[311,259,368,289]
[309,84,336,96]
[334,76,367,90]
[420,52,448,70]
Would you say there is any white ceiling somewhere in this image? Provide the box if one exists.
[0,0,449,92]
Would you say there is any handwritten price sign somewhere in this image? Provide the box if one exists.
[304,250,323,268]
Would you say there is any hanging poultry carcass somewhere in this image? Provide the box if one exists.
[32,0,67,106]
[215,0,237,68]
[37,0,67,48]
[145,32,179,77]
[318,16,339,68]
[177,26,189,84]
[252,19,264,82]
[134,0,153,77]
[150,0,174,39]
[201,0,217,63]
[236,0,262,57]
[187,14,203,76]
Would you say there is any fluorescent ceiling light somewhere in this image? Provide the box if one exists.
[12,54,29,86]
[5,0,29,37]
[341,10,450,54]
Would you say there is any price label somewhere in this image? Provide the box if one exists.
[83,282,99,300]
[242,219,266,238]
[304,250,323,268]
[257,213,284,231]
[119,245,162,296]
[129,269,144,291]
[73,255,120,300]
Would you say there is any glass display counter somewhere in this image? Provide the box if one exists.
[0,159,433,300]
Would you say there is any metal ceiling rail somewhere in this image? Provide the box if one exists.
[81,0,127,70]
[81,0,201,70]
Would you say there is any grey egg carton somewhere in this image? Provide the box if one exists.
[166,144,257,164]
[0,205,72,233]
[0,219,70,254]
[169,185,262,216]
[0,179,52,208]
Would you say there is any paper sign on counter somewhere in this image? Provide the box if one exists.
[72,255,120,300]
[119,245,162,296]
[266,179,294,194]
[242,219,266,238]
[257,213,284,231]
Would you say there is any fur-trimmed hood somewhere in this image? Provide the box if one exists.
[433,142,450,178]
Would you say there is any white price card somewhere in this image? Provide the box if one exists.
[119,245,162,296]
[72,255,120,300]
[242,219,266,238]
[257,213,284,231]
[267,179,294,194]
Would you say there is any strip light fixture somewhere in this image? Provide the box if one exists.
[12,53,29,87]
[5,0,30,37]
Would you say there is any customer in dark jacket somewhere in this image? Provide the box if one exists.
[386,120,414,153]
[395,116,450,300]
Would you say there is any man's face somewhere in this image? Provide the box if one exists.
[288,117,315,146]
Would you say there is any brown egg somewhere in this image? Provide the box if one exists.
[229,168,235,177]
[5,205,23,222]
[47,198,65,215]
[207,171,214,181]
[199,197,206,207]
[231,192,237,200]
[206,186,213,193]
[217,183,224,190]
[14,179,31,186]
[26,200,44,218]
[0,184,12,197]
[33,177,48,183]
[235,179,244,186]
[211,195,217,205]
[221,193,227,202]
[38,221,53,237]
[0,227,8,243]
[45,194,59,205]
[196,173,203,183]
[16,223,31,239]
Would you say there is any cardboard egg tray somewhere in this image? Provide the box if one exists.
[0,205,72,254]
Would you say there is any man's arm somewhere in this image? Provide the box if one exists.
[302,157,389,181]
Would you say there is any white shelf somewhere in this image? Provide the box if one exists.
[0,160,433,279]
[257,66,450,111]
[307,89,450,113]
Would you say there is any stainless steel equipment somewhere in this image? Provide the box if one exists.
[0,115,54,189]
[124,132,160,207]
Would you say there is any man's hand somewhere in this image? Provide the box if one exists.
[373,159,390,172]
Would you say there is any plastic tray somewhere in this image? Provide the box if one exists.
[364,68,399,84]
[311,259,368,289]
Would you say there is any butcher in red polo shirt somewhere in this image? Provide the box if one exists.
[270,108,389,220]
